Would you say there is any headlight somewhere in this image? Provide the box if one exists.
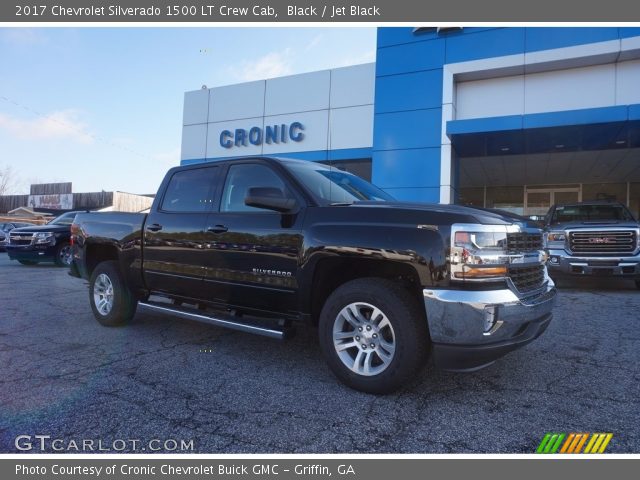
[454,231,507,250]
[450,225,511,281]
[545,231,566,243]
[33,232,55,244]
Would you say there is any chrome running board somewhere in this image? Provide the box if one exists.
[139,301,288,340]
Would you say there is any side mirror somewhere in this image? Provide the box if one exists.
[245,187,298,213]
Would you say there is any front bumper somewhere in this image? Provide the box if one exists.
[6,244,55,261]
[546,248,640,277]
[423,280,556,371]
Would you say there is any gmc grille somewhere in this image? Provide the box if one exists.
[506,232,543,251]
[569,230,637,255]
[508,264,545,293]
[9,233,33,246]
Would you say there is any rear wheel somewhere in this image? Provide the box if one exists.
[54,241,73,267]
[318,278,429,394]
[635,279,640,290]
[89,260,137,326]
[18,260,37,266]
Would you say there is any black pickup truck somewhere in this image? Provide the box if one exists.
[70,157,556,393]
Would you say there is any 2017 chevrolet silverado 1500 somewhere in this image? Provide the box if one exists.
[544,201,640,288]
[70,157,557,393]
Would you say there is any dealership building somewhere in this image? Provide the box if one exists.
[181,27,640,217]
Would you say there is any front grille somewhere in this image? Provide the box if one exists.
[508,264,545,293]
[506,232,543,251]
[9,233,33,245]
[569,230,637,255]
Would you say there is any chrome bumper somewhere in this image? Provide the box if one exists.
[423,279,556,371]
[546,249,640,276]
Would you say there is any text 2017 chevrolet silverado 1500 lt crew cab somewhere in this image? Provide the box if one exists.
[544,201,640,289]
[70,157,556,393]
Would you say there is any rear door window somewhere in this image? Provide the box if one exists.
[161,167,219,212]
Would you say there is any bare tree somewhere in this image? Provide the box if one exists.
[0,165,19,196]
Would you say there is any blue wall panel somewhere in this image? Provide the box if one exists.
[374,70,443,113]
[382,187,441,203]
[373,109,442,151]
[377,27,424,48]
[523,106,628,129]
[372,148,441,189]
[444,28,526,64]
[619,27,640,38]
[447,115,523,135]
[376,39,445,76]
[524,28,620,53]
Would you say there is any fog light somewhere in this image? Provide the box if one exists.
[550,256,559,264]
[484,306,496,333]
[483,306,504,336]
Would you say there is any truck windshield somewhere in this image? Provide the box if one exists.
[48,212,77,225]
[283,160,394,204]
[550,204,635,225]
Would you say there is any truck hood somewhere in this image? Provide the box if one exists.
[546,220,640,230]
[350,201,516,226]
[9,224,70,234]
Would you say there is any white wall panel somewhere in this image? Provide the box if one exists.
[454,63,626,119]
[330,63,375,108]
[205,117,264,158]
[524,63,615,114]
[262,111,329,155]
[264,70,330,116]
[455,75,524,119]
[616,60,640,105]
[329,105,373,150]
[181,124,208,160]
[209,80,265,122]
[183,90,209,125]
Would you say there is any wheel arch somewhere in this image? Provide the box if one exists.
[306,257,423,325]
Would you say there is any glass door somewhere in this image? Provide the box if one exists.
[524,187,581,216]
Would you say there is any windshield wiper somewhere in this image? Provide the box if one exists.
[329,202,354,206]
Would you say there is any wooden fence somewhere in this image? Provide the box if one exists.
[0,191,154,214]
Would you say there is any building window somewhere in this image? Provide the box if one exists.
[319,159,372,182]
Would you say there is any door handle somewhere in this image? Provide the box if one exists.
[147,223,163,232]
[207,225,228,233]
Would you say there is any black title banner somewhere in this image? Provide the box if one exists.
[3,0,640,22]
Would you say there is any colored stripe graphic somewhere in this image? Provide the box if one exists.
[573,433,590,453]
[584,434,599,453]
[537,433,565,453]
[560,433,576,453]
[537,433,613,453]
[598,433,614,453]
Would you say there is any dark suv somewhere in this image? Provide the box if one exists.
[6,211,83,266]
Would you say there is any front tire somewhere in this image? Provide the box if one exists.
[318,278,429,394]
[89,261,137,326]
[54,241,73,267]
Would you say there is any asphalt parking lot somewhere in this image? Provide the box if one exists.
[0,253,638,454]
